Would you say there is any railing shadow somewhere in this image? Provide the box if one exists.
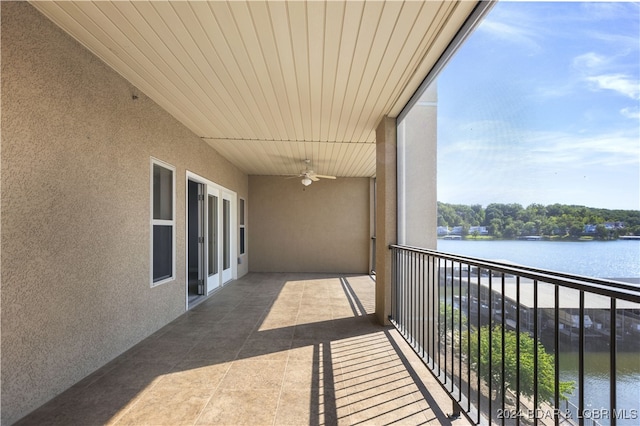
[16,273,461,426]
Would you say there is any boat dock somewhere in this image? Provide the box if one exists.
[447,274,640,346]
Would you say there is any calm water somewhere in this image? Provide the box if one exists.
[438,239,640,425]
[438,239,640,280]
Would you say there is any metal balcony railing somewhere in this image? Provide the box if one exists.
[389,244,640,426]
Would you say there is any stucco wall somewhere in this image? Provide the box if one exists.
[1,3,247,424]
[397,84,438,249]
[249,176,370,273]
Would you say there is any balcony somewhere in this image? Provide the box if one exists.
[16,273,470,426]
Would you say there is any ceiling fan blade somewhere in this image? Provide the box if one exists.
[310,176,320,182]
[315,174,336,180]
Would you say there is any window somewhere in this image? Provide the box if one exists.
[239,198,246,255]
[151,158,175,286]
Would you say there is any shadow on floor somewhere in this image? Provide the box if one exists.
[16,273,465,426]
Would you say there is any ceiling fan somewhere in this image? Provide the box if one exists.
[289,159,336,187]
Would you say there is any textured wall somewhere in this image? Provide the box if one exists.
[375,117,397,326]
[1,3,247,424]
[249,176,370,273]
[397,84,438,249]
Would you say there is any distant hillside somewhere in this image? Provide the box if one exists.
[437,202,640,239]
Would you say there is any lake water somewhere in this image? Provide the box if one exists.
[437,239,640,280]
[438,239,640,425]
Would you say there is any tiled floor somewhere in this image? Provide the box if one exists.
[17,273,471,426]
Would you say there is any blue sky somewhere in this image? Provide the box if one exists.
[437,1,640,210]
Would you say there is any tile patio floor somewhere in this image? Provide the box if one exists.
[17,273,471,426]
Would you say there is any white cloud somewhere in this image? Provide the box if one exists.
[442,126,639,171]
[526,130,640,169]
[478,10,542,53]
[573,52,608,70]
[585,74,640,100]
[580,2,639,22]
[621,107,640,120]
[573,53,640,100]
[439,128,640,209]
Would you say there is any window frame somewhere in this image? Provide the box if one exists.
[150,157,176,287]
[239,197,246,256]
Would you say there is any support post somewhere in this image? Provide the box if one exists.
[375,116,397,326]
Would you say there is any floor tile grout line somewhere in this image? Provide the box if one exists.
[191,361,234,426]
[17,273,459,426]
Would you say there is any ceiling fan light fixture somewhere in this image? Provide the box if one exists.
[301,177,312,186]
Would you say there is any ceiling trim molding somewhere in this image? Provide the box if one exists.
[202,137,375,145]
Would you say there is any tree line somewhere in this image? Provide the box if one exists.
[438,202,640,239]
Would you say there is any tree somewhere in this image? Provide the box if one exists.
[465,326,574,404]
[437,201,640,239]
[522,221,538,236]
[568,223,584,238]
[596,224,610,240]
[489,218,504,238]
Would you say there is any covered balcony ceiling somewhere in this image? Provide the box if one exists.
[32,1,480,178]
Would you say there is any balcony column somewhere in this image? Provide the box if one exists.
[375,116,397,326]
[397,84,438,249]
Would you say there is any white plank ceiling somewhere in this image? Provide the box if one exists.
[32,1,479,178]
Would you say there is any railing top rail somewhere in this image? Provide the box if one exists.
[390,244,640,303]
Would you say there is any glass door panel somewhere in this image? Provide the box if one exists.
[208,195,218,275]
[222,197,232,283]
[206,190,220,292]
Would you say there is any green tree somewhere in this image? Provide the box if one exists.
[437,201,640,239]
[568,223,584,238]
[596,224,610,240]
[489,218,503,238]
[465,326,574,403]
[522,221,538,236]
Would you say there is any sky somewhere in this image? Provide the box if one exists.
[436,1,640,211]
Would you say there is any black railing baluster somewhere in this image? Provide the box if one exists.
[427,254,432,368]
[610,297,616,426]
[459,261,463,402]
[397,248,401,332]
[431,254,436,369]
[579,290,585,426]
[438,258,442,376]
[391,247,395,321]
[554,284,560,426]
[422,254,429,359]
[516,276,521,426]
[533,279,539,426]
[411,253,420,348]
[411,251,415,346]
[444,259,448,387]
[501,273,506,426]
[402,249,406,335]
[405,250,408,336]
[418,253,423,357]
[488,272,493,424]
[453,260,457,396]
[467,263,471,413]
[477,269,482,425]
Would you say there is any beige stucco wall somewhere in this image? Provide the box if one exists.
[397,84,438,249]
[1,3,247,424]
[249,176,370,273]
